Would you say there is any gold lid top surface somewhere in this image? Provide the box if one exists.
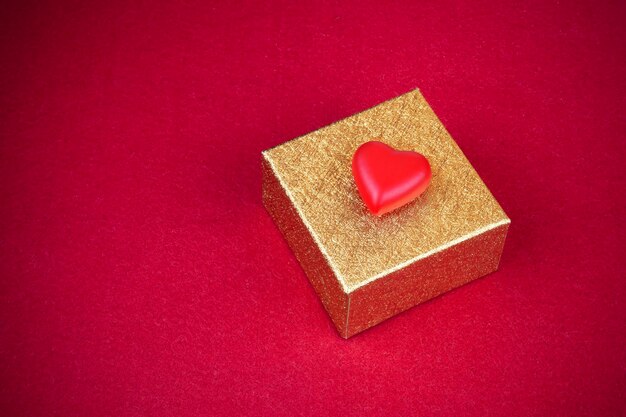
[263,89,509,293]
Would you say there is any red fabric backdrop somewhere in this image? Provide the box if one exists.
[1,1,625,416]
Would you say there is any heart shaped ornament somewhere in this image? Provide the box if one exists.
[352,141,432,216]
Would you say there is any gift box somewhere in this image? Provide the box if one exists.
[262,89,510,338]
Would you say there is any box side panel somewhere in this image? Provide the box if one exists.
[262,158,349,337]
[346,223,510,337]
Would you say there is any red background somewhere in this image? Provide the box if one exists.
[1,1,625,416]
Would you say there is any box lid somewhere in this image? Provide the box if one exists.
[262,89,510,293]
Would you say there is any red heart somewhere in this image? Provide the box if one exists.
[352,141,432,216]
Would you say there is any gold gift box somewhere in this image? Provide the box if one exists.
[262,89,510,338]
